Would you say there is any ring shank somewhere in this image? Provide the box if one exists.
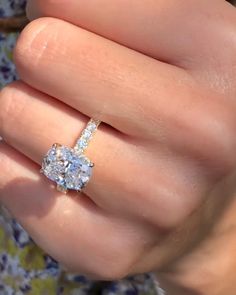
[74,118,101,154]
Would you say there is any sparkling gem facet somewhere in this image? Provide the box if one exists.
[42,145,93,191]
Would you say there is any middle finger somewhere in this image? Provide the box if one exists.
[14,17,192,138]
[14,18,236,175]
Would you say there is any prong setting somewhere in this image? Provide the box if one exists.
[40,119,100,193]
[57,184,68,194]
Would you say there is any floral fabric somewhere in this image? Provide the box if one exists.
[0,1,165,294]
[0,33,18,89]
[0,0,26,17]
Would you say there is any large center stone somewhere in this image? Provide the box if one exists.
[41,144,93,192]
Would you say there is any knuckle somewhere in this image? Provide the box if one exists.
[0,82,26,139]
[0,144,11,191]
[14,17,60,71]
[178,98,236,177]
[137,181,197,230]
[0,86,14,138]
[90,261,132,281]
[67,256,133,281]
[67,237,138,281]
[86,246,136,281]
[202,111,236,174]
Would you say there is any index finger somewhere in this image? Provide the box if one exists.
[26,0,235,69]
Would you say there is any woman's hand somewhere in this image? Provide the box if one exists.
[0,0,236,293]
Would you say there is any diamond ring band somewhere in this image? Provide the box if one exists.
[40,118,101,193]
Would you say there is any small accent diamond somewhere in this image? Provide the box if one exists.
[74,119,100,153]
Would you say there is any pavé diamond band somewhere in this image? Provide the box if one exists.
[40,118,101,193]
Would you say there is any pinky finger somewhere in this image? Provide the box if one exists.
[0,141,154,279]
[0,140,102,276]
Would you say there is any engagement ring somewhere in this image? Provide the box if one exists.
[40,118,101,193]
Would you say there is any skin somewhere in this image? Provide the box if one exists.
[0,0,236,293]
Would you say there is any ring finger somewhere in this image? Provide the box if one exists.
[0,81,212,230]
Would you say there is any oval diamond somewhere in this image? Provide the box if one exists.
[41,144,93,192]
